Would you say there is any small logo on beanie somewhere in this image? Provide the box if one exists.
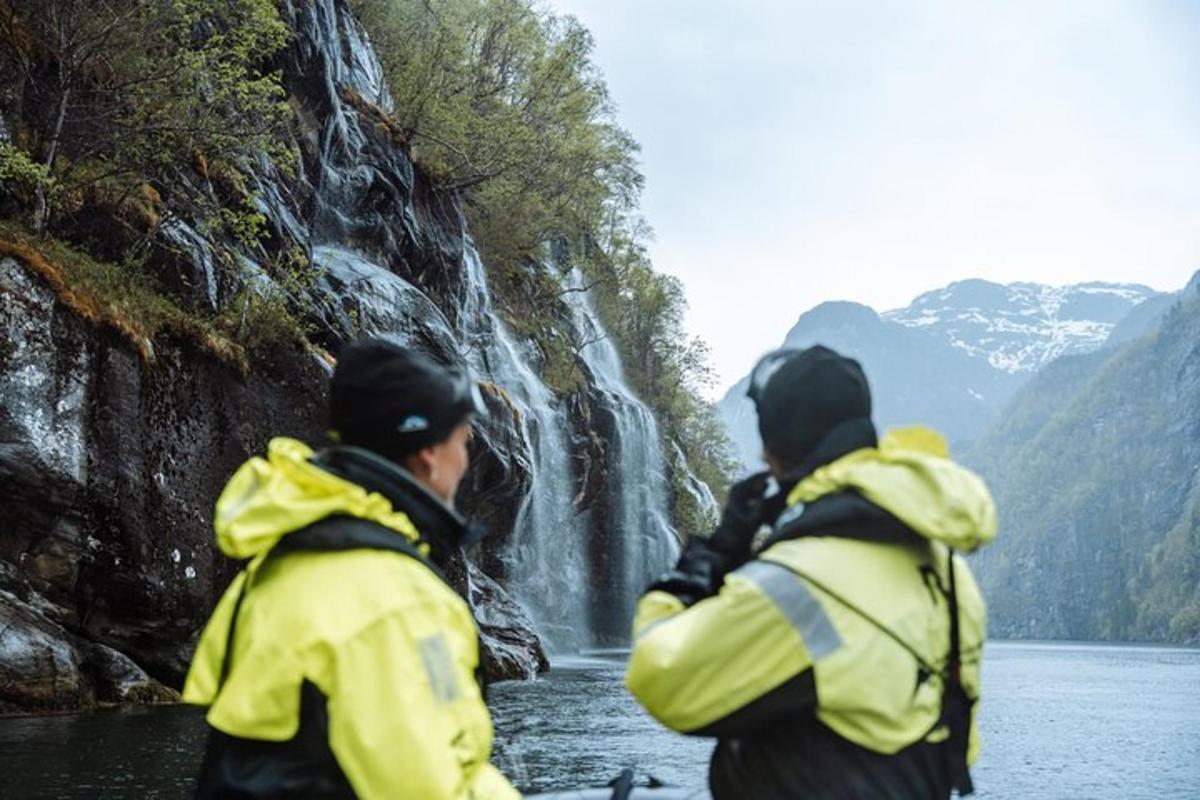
[398,415,431,433]
[773,502,806,532]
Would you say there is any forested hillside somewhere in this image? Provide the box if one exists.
[349,0,736,504]
[968,279,1200,643]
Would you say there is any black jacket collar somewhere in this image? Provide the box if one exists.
[763,490,924,550]
[775,417,878,494]
[310,446,483,561]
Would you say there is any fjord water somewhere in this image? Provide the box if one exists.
[1,642,1196,798]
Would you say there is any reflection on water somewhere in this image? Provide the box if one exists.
[0,703,206,798]
[0,642,1197,798]
[490,653,712,794]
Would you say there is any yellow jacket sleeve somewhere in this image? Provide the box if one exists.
[318,613,520,800]
[625,565,817,733]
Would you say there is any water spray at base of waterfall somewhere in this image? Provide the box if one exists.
[562,268,680,640]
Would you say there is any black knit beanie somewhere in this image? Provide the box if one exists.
[749,345,877,473]
[329,338,484,463]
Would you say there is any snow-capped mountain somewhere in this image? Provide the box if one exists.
[883,279,1158,373]
[718,278,1161,471]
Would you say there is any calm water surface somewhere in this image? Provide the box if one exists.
[0,641,1196,799]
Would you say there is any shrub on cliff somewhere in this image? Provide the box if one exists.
[0,0,290,242]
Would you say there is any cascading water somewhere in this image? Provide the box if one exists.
[563,269,680,637]
[672,441,721,526]
[456,245,591,653]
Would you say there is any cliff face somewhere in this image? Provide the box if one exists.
[967,279,1200,643]
[1,255,329,706]
[0,0,694,712]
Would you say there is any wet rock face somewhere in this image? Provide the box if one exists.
[0,0,550,701]
[0,256,331,692]
[0,0,665,712]
[272,0,468,312]
[0,586,178,714]
[0,591,89,713]
[465,563,549,682]
[0,252,544,712]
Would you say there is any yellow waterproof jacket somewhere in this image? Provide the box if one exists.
[183,437,519,800]
[626,428,995,797]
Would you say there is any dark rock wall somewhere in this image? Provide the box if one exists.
[1,255,330,708]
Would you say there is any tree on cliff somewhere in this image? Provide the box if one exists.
[353,0,642,272]
[0,0,289,240]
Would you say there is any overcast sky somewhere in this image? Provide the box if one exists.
[547,0,1200,394]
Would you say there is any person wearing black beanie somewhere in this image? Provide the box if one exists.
[628,344,996,800]
[184,338,520,799]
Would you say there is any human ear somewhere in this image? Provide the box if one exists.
[403,448,436,480]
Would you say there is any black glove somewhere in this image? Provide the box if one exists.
[649,472,775,605]
[707,471,774,561]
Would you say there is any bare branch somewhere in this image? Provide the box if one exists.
[556,277,608,296]
[573,331,607,356]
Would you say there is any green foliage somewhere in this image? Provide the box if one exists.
[668,456,721,540]
[1170,604,1200,643]
[1135,488,1200,644]
[0,216,249,369]
[0,0,291,240]
[352,0,640,235]
[217,246,321,361]
[1,215,321,372]
[352,0,642,386]
[0,141,52,192]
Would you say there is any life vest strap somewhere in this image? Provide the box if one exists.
[215,514,445,693]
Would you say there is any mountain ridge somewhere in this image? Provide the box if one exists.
[718,276,1161,470]
[882,277,1159,373]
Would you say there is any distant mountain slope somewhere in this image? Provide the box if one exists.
[1106,271,1200,347]
[967,280,1200,643]
[883,279,1158,372]
[718,279,1159,470]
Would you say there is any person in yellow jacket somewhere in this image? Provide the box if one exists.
[626,345,996,799]
[183,338,520,799]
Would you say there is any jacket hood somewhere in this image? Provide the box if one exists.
[784,426,997,552]
[214,437,423,560]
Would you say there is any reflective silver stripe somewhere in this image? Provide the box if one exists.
[418,633,461,703]
[735,560,844,659]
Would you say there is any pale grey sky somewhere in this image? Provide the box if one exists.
[548,0,1200,393]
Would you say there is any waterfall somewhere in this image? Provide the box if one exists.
[562,269,679,637]
[672,441,721,526]
[457,245,591,653]
[259,1,682,655]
